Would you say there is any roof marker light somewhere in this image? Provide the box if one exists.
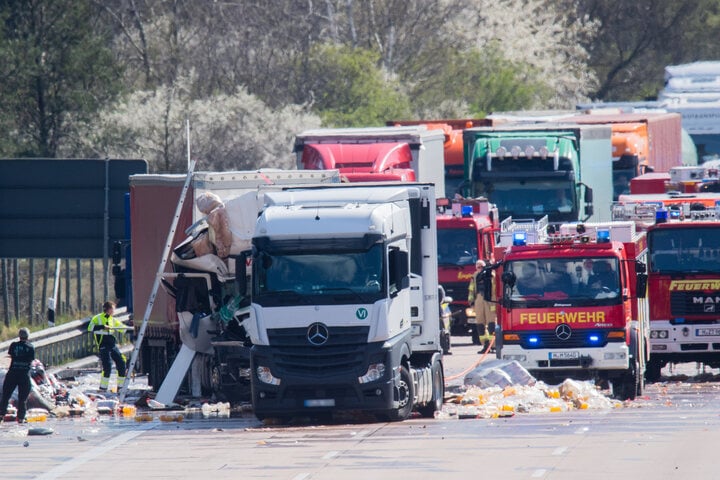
[597,229,611,243]
[513,231,527,246]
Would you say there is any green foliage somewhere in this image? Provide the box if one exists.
[298,44,412,127]
[0,0,121,157]
[410,47,552,117]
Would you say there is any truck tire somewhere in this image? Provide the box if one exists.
[613,358,640,401]
[644,359,663,383]
[378,365,415,422]
[417,361,444,418]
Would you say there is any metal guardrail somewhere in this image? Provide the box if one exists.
[0,308,133,369]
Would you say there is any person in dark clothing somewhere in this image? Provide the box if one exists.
[0,328,35,423]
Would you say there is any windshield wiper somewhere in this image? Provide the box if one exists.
[319,287,368,303]
[262,290,312,304]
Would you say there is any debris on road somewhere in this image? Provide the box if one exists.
[440,359,622,419]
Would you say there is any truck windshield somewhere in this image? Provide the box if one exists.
[504,257,621,306]
[649,227,720,273]
[437,228,477,266]
[253,244,385,306]
[475,180,577,221]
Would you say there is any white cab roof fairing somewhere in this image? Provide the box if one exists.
[257,201,409,242]
[262,183,423,207]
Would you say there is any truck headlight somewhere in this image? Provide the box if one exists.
[503,354,527,362]
[358,363,386,384]
[256,366,281,385]
[650,330,669,339]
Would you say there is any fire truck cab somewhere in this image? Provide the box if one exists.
[435,197,498,342]
[613,196,720,381]
[489,217,650,399]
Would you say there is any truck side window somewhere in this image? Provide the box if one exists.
[388,248,408,297]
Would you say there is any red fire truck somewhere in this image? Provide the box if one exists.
[488,217,649,399]
[436,197,499,343]
[612,195,720,381]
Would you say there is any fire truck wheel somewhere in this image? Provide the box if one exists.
[417,361,444,418]
[613,359,640,401]
[644,360,663,383]
[377,365,415,422]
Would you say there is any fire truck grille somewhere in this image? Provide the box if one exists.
[267,326,370,376]
[518,331,610,349]
[670,291,720,316]
[444,282,469,303]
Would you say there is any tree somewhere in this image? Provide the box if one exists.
[295,44,412,127]
[63,75,322,173]
[575,0,718,101]
[0,0,121,157]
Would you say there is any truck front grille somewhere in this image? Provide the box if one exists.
[267,326,370,377]
[671,291,720,317]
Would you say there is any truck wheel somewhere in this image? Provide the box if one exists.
[613,359,640,401]
[417,362,444,418]
[644,360,662,383]
[378,365,415,422]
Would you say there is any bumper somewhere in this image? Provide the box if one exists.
[500,343,629,373]
[250,339,406,418]
[649,321,720,362]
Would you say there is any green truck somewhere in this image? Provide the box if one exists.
[462,125,613,223]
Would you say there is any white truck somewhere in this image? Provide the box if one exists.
[240,182,445,421]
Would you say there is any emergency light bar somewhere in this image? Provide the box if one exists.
[499,216,549,247]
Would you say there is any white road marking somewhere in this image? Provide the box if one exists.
[322,451,339,460]
[531,469,547,478]
[291,474,311,480]
[552,446,568,456]
[34,424,155,480]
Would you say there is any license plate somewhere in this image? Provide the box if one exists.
[696,328,720,337]
[303,399,335,407]
[549,351,579,360]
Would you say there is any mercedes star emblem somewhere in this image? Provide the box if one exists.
[307,322,329,346]
[555,323,572,341]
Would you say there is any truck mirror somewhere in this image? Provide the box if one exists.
[235,253,248,296]
[636,273,648,299]
[584,185,593,203]
[261,252,272,269]
[112,241,122,265]
[635,261,647,274]
[501,271,516,288]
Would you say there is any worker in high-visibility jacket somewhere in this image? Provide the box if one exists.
[87,301,128,392]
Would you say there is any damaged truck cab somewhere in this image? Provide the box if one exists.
[242,182,444,421]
